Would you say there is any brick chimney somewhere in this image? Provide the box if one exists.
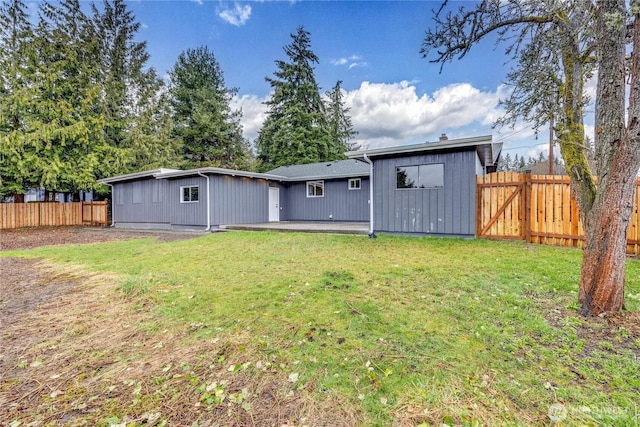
[439,133,448,141]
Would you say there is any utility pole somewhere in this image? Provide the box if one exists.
[548,116,554,175]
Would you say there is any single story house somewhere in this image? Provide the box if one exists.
[99,134,501,237]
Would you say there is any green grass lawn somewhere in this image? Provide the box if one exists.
[5,232,640,426]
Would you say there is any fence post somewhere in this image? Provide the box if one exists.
[475,175,483,238]
[522,170,532,243]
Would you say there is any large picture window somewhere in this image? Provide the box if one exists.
[396,164,444,189]
[181,185,199,203]
[307,180,324,197]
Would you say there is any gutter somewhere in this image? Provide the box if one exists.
[363,154,376,238]
[197,171,211,231]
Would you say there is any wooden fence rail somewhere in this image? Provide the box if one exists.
[0,201,108,230]
[476,172,640,254]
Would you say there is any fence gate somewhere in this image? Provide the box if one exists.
[476,172,525,240]
[82,201,108,226]
[476,172,620,251]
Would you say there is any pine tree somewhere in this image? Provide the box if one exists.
[125,72,181,171]
[325,80,358,154]
[0,0,33,201]
[91,0,180,177]
[22,0,106,196]
[498,153,512,171]
[256,26,336,171]
[169,46,248,170]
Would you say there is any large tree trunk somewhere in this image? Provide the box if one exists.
[577,0,640,316]
[579,160,636,315]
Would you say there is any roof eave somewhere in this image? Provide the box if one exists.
[346,135,493,160]
[156,167,288,181]
[288,171,370,181]
[97,168,178,184]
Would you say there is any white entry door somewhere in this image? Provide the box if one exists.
[269,187,280,222]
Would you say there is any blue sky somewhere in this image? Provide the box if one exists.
[108,1,577,159]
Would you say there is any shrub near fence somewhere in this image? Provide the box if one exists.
[476,172,640,255]
[0,201,108,230]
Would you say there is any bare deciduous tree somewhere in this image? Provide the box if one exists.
[422,0,640,315]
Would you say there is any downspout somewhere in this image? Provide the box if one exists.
[106,183,115,227]
[197,171,211,231]
[363,154,376,238]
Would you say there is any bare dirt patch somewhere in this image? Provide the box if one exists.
[0,229,359,426]
[0,226,202,251]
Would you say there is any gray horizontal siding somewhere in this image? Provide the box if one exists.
[283,178,369,221]
[373,149,477,235]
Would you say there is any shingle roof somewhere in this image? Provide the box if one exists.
[267,159,370,180]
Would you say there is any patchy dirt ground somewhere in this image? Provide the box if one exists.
[0,226,202,251]
[2,227,640,426]
[0,227,359,426]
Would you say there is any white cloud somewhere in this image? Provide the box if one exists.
[192,0,204,4]
[344,81,507,149]
[331,54,368,70]
[231,94,269,143]
[234,80,511,152]
[526,143,549,160]
[348,62,368,69]
[218,3,252,26]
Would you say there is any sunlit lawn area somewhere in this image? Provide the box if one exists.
[4,231,640,426]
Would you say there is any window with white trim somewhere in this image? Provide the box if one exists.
[396,164,444,189]
[306,180,324,198]
[348,178,361,190]
[181,185,199,203]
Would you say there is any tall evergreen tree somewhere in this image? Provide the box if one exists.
[257,26,338,171]
[497,152,512,171]
[21,0,107,196]
[91,0,179,176]
[0,0,33,200]
[325,80,358,154]
[169,45,248,170]
[125,75,181,171]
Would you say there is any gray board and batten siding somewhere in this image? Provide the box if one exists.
[111,174,172,229]
[208,174,271,226]
[347,135,501,237]
[100,161,371,230]
[281,178,370,222]
[373,148,478,236]
[100,135,500,234]
[104,168,275,230]
[111,175,210,230]
[268,160,370,222]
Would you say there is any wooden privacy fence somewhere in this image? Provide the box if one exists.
[0,201,108,230]
[476,172,640,254]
